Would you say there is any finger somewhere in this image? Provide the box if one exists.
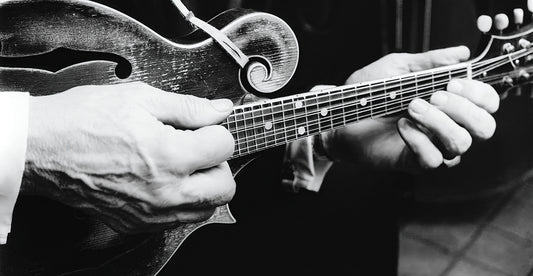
[129,82,234,128]
[408,46,470,71]
[446,79,500,114]
[408,98,472,157]
[178,162,236,208]
[397,118,443,169]
[430,91,496,140]
[163,125,235,173]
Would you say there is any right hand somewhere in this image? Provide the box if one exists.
[22,82,236,233]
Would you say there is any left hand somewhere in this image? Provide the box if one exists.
[321,46,499,172]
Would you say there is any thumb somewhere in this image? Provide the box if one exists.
[408,45,470,71]
[142,86,233,129]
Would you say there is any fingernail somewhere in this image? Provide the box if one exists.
[447,79,463,93]
[211,99,233,112]
[431,92,448,106]
[398,118,411,130]
[409,99,428,114]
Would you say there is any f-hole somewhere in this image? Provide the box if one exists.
[0,48,132,79]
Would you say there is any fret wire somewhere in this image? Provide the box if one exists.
[226,50,523,123]
[227,55,520,150]
[231,63,511,158]
[224,65,471,122]
[230,83,446,147]
[232,62,532,153]
[228,52,524,157]
[231,89,441,158]
[227,77,452,135]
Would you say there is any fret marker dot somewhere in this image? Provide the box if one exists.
[320,108,328,116]
[298,127,306,135]
[295,101,303,108]
[265,121,273,130]
[390,92,397,99]
[360,98,368,106]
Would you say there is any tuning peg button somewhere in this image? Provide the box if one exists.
[477,15,493,33]
[519,69,531,79]
[519,38,532,48]
[514,8,524,25]
[503,76,514,86]
[529,0,533,13]
[495,13,510,32]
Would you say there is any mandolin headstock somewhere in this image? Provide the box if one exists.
[473,2,533,99]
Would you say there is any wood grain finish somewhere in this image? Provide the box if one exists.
[0,0,298,275]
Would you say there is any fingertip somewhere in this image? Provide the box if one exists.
[210,98,234,114]
[454,45,471,61]
[198,125,235,157]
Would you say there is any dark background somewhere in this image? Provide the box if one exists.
[16,0,533,275]
[94,0,533,275]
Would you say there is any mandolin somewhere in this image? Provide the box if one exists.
[1,0,533,275]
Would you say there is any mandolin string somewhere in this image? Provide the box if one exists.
[232,89,445,154]
[226,48,531,135]
[231,75,509,158]
[225,47,530,122]
[226,50,533,153]
[224,77,457,135]
[231,65,531,156]
[227,62,509,146]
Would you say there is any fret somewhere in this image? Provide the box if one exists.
[433,70,450,93]
[233,108,246,155]
[341,89,347,125]
[282,99,296,142]
[305,94,320,136]
[416,73,434,100]
[384,81,389,115]
[356,84,371,121]
[318,90,333,131]
[329,90,345,129]
[401,75,417,106]
[264,102,275,148]
[313,93,322,133]
[226,114,240,156]
[414,75,419,98]
[399,77,404,110]
[343,87,358,124]
[369,81,386,118]
[242,106,256,153]
[293,96,308,138]
[252,105,265,152]
[271,100,286,144]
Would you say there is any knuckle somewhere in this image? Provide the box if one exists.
[447,129,472,155]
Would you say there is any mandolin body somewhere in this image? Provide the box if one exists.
[0,0,298,275]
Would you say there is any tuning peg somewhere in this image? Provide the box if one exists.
[529,0,533,14]
[495,13,510,34]
[477,15,493,33]
[514,8,524,27]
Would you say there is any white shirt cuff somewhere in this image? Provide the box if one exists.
[0,92,29,245]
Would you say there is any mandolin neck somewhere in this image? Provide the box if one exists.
[222,50,529,159]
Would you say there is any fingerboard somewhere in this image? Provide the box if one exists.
[221,47,530,159]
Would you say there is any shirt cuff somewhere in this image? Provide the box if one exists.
[282,135,333,192]
[0,92,29,245]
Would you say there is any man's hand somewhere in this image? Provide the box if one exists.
[321,46,499,172]
[23,82,236,233]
